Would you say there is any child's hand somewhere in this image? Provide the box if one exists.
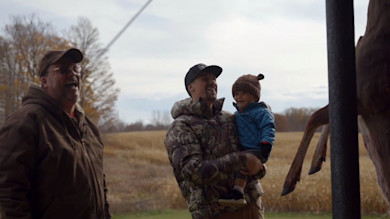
[240,153,264,175]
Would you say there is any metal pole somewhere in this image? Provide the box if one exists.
[325,0,361,218]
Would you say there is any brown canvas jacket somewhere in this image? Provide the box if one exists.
[0,84,111,219]
[165,98,264,219]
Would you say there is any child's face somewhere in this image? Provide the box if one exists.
[233,91,257,111]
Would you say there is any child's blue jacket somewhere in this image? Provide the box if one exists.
[234,101,276,151]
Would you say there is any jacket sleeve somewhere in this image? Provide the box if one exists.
[0,113,37,218]
[256,108,276,146]
[165,120,247,187]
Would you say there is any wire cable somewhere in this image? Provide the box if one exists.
[100,0,153,56]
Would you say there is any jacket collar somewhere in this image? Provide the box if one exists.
[233,101,265,113]
[171,97,225,119]
[22,84,85,122]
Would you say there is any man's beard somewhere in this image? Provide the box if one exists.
[204,87,217,102]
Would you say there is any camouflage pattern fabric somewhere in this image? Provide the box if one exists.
[164,98,264,219]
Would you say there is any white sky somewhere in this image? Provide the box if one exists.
[0,0,370,124]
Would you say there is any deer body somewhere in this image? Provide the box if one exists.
[282,0,390,207]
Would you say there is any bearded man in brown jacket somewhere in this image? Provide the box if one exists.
[0,48,111,218]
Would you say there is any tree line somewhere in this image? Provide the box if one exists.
[0,15,119,129]
[103,107,320,133]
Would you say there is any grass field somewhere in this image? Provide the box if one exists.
[114,209,388,219]
[102,131,389,217]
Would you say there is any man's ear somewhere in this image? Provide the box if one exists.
[40,77,47,89]
[188,84,194,93]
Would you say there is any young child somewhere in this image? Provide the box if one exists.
[219,73,276,207]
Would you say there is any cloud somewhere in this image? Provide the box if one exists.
[0,0,370,123]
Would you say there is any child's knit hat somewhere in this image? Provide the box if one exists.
[232,74,264,102]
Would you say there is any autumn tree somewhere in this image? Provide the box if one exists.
[0,37,8,125]
[0,15,68,124]
[67,17,119,129]
[274,113,288,132]
[283,107,318,131]
[0,15,119,129]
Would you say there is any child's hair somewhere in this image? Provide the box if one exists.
[232,74,264,102]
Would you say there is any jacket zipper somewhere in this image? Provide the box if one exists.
[79,126,104,216]
[64,115,104,216]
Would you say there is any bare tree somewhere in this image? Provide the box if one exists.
[151,110,172,127]
[162,110,172,125]
[67,17,120,128]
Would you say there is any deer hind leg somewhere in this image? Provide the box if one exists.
[281,105,329,196]
[309,124,330,175]
[358,114,390,207]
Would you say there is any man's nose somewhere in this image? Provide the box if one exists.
[67,69,81,77]
[207,79,216,85]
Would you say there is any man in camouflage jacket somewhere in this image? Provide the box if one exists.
[165,63,266,219]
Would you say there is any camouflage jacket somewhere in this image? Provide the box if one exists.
[164,98,264,219]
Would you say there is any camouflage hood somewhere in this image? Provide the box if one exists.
[171,97,225,120]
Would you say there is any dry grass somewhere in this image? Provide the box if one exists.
[261,132,388,215]
[103,131,185,214]
[103,131,388,215]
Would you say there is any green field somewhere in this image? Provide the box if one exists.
[113,209,388,219]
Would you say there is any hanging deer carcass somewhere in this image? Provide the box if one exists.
[281,0,390,207]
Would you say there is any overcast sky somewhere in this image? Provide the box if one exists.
[0,0,370,124]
